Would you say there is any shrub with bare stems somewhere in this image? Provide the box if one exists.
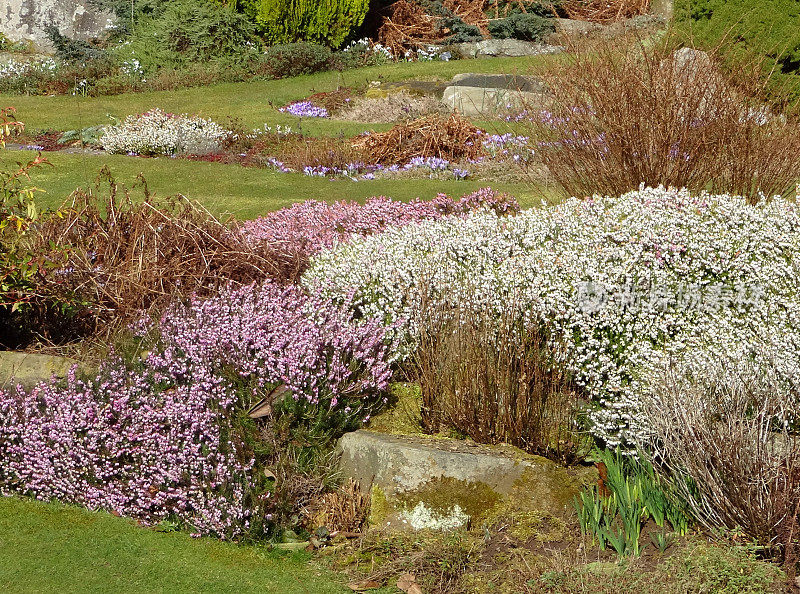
[413,301,588,465]
[639,353,800,572]
[27,169,298,338]
[531,39,800,202]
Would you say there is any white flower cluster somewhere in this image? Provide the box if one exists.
[303,187,800,446]
[0,57,58,79]
[407,45,452,61]
[342,38,394,61]
[102,109,230,156]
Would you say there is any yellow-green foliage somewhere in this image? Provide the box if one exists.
[242,0,369,48]
[676,0,800,102]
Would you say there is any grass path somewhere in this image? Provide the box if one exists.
[2,150,553,219]
[1,56,555,134]
[0,496,347,593]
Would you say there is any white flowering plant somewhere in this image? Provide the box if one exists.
[302,187,800,446]
[102,109,230,156]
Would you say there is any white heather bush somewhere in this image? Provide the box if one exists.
[302,187,800,446]
[102,109,229,156]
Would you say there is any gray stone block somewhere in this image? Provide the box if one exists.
[337,430,592,531]
[442,84,548,117]
[1,0,113,50]
[0,350,79,391]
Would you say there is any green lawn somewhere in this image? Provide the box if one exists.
[1,56,554,134]
[0,496,347,593]
[3,150,551,219]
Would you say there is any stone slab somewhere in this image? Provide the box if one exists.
[450,73,547,93]
[1,0,113,50]
[455,39,565,59]
[442,85,548,117]
[0,350,78,390]
[337,430,593,531]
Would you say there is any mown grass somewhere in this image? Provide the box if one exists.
[2,150,552,219]
[0,496,347,594]
[1,56,556,134]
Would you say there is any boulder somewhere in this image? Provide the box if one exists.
[547,15,667,44]
[455,39,565,59]
[552,18,602,38]
[450,73,547,93]
[337,430,593,531]
[1,0,114,51]
[0,351,79,391]
[442,84,548,117]
[650,0,675,19]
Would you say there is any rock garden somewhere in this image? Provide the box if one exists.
[1,0,800,593]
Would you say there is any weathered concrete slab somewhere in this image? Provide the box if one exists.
[0,350,78,390]
[337,430,593,531]
[443,85,548,117]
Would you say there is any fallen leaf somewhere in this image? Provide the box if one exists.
[348,580,380,591]
[408,586,423,594]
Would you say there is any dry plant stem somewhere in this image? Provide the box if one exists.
[642,358,800,561]
[414,300,586,464]
[352,113,485,165]
[307,478,371,533]
[30,168,299,332]
[561,0,650,23]
[532,38,800,202]
[378,0,488,55]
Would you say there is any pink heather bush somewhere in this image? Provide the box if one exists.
[241,190,519,257]
[151,282,396,413]
[0,282,394,539]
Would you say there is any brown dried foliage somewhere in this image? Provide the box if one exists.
[305,478,371,533]
[561,0,650,23]
[352,113,485,165]
[532,40,800,202]
[413,302,588,465]
[378,0,488,55]
[30,170,302,332]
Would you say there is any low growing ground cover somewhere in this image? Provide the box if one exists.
[0,55,550,133]
[0,496,347,593]
[0,150,545,218]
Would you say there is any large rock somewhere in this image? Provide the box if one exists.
[443,84,548,117]
[455,39,564,59]
[450,73,547,93]
[0,350,79,391]
[337,430,593,531]
[1,0,113,50]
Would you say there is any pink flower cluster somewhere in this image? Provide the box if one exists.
[241,190,519,256]
[151,282,395,411]
[0,282,394,539]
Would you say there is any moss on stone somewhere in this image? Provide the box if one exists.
[368,485,390,527]
[394,477,502,525]
[365,383,424,436]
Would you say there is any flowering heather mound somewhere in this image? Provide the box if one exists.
[241,189,518,281]
[303,187,800,445]
[102,109,229,156]
[0,282,394,539]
